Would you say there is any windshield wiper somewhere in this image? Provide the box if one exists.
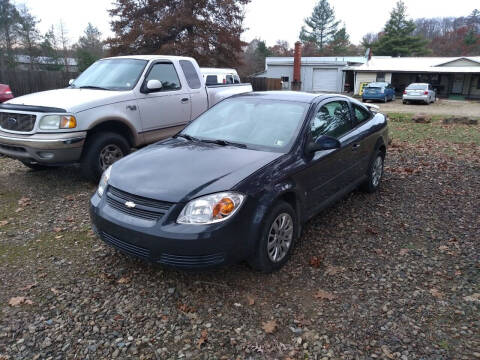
[201,139,247,149]
[174,133,200,142]
[79,85,111,90]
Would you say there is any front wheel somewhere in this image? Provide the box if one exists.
[248,201,297,273]
[360,151,384,193]
[80,132,130,182]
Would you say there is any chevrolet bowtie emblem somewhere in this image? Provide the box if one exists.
[125,201,136,209]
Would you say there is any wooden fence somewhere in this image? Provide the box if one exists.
[249,77,282,91]
[0,68,79,97]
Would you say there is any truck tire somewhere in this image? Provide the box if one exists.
[81,131,130,182]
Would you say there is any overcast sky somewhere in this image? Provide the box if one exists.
[20,0,479,47]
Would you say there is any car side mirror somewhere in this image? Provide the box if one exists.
[306,135,341,153]
[146,79,163,92]
[68,79,74,85]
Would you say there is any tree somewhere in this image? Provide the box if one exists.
[0,0,20,68]
[107,0,251,68]
[372,1,429,56]
[40,25,62,70]
[326,27,351,55]
[17,5,40,70]
[361,33,379,51]
[299,0,340,50]
[268,40,293,57]
[57,20,71,72]
[75,23,104,71]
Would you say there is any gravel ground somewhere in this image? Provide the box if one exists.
[376,98,480,117]
[0,130,479,359]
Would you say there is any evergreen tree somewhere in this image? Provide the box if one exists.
[299,0,340,50]
[75,23,104,72]
[0,0,20,68]
[17,5,40,70]
[372,1,429,56]
[40,26,62,71]
[328,27,351,55]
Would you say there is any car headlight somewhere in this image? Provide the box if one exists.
[39,115,77,130]
[177,192,245,224]
[97,165,112,197]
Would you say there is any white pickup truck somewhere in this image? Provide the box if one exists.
[0,55,252,180]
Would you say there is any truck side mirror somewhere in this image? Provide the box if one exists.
[68,79,74,85]
[146,79,163,92]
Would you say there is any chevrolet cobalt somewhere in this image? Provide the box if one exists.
[90,92,388,272]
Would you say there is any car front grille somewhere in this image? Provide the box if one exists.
[158,253,226,268]
[100,231,150,259]
[106,186,173,221]
[0,112,36,132]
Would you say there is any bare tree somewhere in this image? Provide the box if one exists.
[57,20,70,73]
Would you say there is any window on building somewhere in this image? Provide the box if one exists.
[376,73,385,82]
[281,76,289,83]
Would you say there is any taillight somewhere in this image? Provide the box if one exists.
[424,91,428,95]
[5,86,12,95]
[403,90,407,94]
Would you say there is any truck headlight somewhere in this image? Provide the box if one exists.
[97,166,112,197]
[39,115,77,130]
[177,192,245,224]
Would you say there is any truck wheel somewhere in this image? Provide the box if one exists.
[248,201,297,273]
[81,132,130,182]
[21,161,56,171]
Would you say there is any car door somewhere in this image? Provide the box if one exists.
[297,98,357,213]
[137,61,191,135]
[350,102,375,174]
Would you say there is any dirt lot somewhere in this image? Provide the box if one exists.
[0,118,479,359]
[375,98,480,117]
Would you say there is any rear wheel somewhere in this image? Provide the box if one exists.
[80,131,130,182]
[360,151,384,193]
[248,201,297,273]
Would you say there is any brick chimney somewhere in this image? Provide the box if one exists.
[291,41,302,91]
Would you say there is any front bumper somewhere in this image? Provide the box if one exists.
[0,130,86,164]
[89,191,260,269]
[403,94,429,102]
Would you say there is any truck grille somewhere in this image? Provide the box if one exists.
[0,112,36,132]
[106,186,173,221]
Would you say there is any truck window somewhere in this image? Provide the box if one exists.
[234,75,240,84]
[206,75,218,85]
[145,63,181,91]
[180,60,201,89]
[226,75,234,84]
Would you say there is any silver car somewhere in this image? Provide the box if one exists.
[402,83,436,105]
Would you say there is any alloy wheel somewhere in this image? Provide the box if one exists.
[267,213,294,263]
[99,144,124,170]
[372,156,383,187]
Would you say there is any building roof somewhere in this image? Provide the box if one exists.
[266,56,372,67]
[16,55,77,66]
[347,56,480,73]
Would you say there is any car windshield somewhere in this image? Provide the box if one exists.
[71,58,148,91]
[407,84,427,90]
[180,98,309,153]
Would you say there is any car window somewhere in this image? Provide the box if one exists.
[226,75,234,84]
[310,100,352,140]
[206,75,218,85]
[352,104,371,127]
[179,60,201,89]
[145,63,181,91]
[234,75,240,84]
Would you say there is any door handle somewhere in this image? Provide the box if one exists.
[181,98,189,103]
[352,143,360,150]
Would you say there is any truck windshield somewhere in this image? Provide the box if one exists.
[180,98,309,153]
[71,58,148,91]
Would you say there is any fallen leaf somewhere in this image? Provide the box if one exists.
[399,248,409,256]
[15,207,24,213]
[18,197,31,206]
[463,293,480,302]
[430,288,444,299]
[117,277,131,284]
[309,256,322,268]
[55,235,63,239]
[438,245,449,251]
[8,296,33,306]
[365,227,378,235]
[197,330,208,348]
[53,227,62,233]
[246,294,255,306]
[325,265,345,276]
[0,220,9,227]
[50,288,60,295]
[314,290,337,301]
[177,303,195,313]
[262,320,277,334]
[18,283,37,291]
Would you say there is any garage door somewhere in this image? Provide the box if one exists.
[312,68,338,92]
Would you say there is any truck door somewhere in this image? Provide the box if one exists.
[136,61,191,139]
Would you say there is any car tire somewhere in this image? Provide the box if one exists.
[80,131,130,182]
[402,100,407,104]
[20,161,57,171]
[383,96,387,103]
[248,201,297,273]
[360,151,384,193]
[392,94,396,101]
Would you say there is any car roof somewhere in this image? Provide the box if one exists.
[234,91,341,104]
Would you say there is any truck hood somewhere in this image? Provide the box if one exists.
[6,88,132,113]
[108,138,282,203]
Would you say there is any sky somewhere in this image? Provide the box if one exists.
[20,0,479,47]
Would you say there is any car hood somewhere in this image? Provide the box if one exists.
[6,88,132,113]
[108,138,282,203]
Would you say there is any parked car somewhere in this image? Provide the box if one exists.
[362,82,396,103]
[402,83,436,104]
[0,56,252,180]
[0,84,13,103]
[201,68,241,85]
[90,91,389,272]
